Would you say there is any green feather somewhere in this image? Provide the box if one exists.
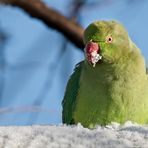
[62,62,83,124]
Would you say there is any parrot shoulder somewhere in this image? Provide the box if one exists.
[62,61,84,124]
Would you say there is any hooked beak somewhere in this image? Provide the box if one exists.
[84,41,102,67]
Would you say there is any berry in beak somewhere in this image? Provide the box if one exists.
[84,41,102,67]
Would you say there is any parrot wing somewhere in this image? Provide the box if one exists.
[62,61,83,124]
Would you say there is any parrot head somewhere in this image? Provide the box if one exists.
[83,21,130,66]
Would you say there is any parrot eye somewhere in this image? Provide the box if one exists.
[106,36,113,43]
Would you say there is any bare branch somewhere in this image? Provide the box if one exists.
[0,0,85,50]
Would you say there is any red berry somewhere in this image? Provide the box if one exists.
[85,42,100,63]
[85,42,99,53]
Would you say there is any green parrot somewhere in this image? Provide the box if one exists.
[62,20,148,128]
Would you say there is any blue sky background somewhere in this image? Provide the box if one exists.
[0,0,148,125]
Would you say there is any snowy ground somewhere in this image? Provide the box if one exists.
[0,122,148,148]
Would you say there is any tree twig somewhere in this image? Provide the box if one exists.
[0,0,85,50]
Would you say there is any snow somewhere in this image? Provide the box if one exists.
[0,122,147,148]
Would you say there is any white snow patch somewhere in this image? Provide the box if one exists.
[91,51,102,67]
[0,121,147,148]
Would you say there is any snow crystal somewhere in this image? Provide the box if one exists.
[91,51,102,67]
[0,121,147,148]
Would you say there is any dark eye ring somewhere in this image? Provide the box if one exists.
[106,36,113,43]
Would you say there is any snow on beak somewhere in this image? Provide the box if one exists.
[84,41,102,67]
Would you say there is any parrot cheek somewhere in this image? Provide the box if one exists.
[101,51,115,63]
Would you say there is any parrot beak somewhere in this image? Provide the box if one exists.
[84,41,102,67]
